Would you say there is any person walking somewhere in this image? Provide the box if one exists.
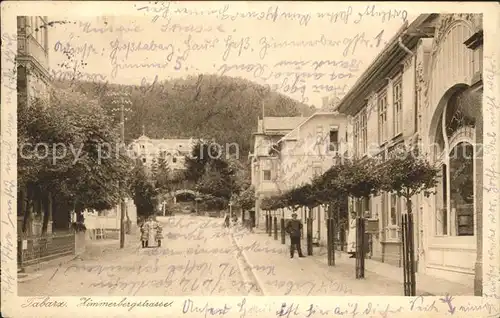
[285,212,305,258]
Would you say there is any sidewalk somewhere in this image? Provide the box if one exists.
[19,234,138,282]
[232,228,472,296]
[320,250,472,296]
[232,228,404,296]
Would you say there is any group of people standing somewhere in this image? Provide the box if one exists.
[140,215,163,248]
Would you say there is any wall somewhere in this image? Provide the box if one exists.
[419,15,482,286]
[277,113,347,243]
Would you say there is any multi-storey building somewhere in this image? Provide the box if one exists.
[128,134,195,173]
[17,16,50,106]
[335,14,483,290]
[271,108,348,246]
[250,116,305,226]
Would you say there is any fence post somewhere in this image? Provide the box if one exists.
[327,217,336,266]
[327,216,332,265]
[265,211,269,234]
[355,217,366,279]
[280,217,286,244]
[331,218,336,265]
[408,213,416,296]
[268,211,272,237]
[306,208,313,256]
[402,214,409,296]
[273,216,278,240]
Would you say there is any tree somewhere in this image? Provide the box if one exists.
[18,88,132,230]
[154,152,172,192]
[380,149,439,296]
[340,158,383,202]
[380,149,440,216]
[130,161,158,218]
[234,185,255,211]
[184,140,215,183]
[195,163,235,205]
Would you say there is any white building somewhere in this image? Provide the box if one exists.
[128,134,195,172]
[271,109,348,246]
[16,16,51,106]
[335,13,483,290]
[249,116,305,226]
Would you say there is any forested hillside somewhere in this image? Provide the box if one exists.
[55,74,315,157]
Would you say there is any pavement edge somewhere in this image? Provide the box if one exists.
[229,228,268,296]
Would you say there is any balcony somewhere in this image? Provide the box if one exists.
[17,35,49,72]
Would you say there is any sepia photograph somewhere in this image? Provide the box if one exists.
[1,2,498,317]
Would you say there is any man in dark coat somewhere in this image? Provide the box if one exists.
[285,212,305,258]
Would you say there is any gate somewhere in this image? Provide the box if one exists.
[401,213,416,296]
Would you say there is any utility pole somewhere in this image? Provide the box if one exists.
[109,91,132,248]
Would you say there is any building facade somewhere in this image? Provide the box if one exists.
[250,116,305,226]
[336,13,483,289]
[17,16,51,106]
[128,134,195,172]
[272,110,348,246]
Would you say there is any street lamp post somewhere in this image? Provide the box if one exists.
[108,91,132,248]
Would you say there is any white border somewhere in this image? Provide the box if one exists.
[1,2,499,317]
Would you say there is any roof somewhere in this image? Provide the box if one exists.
[277,111,346,144]
[130,135,194,150]
[261,117,305,132]
[336,14,433,115]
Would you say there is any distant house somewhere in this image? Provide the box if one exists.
[128,134,195,173]
[266,104,347,246]
[249,116,305,226]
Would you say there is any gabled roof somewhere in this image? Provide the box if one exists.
[261,116,305,132]
[276,111,345,145]
[130,135,194,151]
[335,14,434,115]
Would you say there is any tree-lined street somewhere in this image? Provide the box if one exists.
[19,214,472,297]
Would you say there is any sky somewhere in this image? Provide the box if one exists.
[45,2,417,107]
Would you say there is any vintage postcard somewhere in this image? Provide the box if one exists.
[1,1,499,317]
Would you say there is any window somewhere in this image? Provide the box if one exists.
[354,197,370,217]
[393,79,403,136]
[434,88,477,237]
[353,110,367,157]
[436,164,448,235]
[353,117,359,156]
[358,108,368,155]
[313,167,322,177]
[389,193,401,226]
[329,127,339,152]
[142,158,146,163]
[316,125,324,145]
[141,145,145,149]
[263,170,271,181]
[378,91,388,144]
[172,157,177,163]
